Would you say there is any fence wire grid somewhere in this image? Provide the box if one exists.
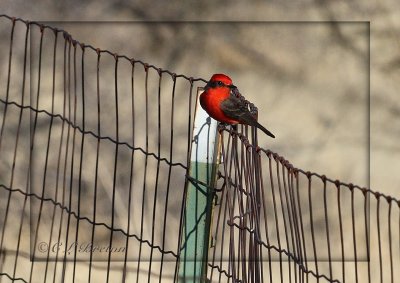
[0,15,399,283]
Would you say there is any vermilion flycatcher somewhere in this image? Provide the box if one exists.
[200,74,275,138]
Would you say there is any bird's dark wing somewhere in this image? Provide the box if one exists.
[220,87,275,138]
[220,87,258,126]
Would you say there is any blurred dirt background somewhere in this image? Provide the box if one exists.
[0,1,399,282]
[2,0,398,194]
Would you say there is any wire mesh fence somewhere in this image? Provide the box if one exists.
[209,128,400,283]
[0,15,399,283]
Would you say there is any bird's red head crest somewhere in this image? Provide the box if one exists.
[204,73,235,91]
[209,74,232,85]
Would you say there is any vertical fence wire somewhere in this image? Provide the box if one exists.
[0,17,16,269]
[0,15,399,283]
[208,128,400,283]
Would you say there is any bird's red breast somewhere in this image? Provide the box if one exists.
[200,74,239,124]
[200,73,276,138]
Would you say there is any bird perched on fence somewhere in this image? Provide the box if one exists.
[200,73,275,138]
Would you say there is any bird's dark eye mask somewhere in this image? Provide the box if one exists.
[206,81,236,89]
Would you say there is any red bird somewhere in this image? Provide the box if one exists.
[200,74,275,138]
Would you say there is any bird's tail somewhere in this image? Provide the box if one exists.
[255,122,275,138]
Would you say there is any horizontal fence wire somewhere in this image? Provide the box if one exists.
[207,127,400,283]
[0,14,203,283]
[0,14,399,283]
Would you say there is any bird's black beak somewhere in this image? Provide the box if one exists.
[204,82,211,91]
[228,84,237,89]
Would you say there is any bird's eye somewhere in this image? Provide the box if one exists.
[217,81,223,86]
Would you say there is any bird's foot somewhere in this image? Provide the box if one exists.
[217,122,228,130]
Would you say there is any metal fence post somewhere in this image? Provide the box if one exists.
[178,88,220,282]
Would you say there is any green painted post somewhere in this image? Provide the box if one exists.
[178,88,220,282]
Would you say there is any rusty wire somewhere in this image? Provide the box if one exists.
[0,14,399,283]
[207,127,400,283]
